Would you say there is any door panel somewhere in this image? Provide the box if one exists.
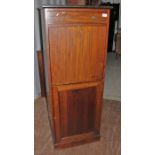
[59,86,96,137]
[49,24,107,85]
[52,81,103,142]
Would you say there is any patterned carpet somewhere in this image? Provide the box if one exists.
[34,98,121,155]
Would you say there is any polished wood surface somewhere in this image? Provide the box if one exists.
[40,8,110,148]
[45,8,109,24]
[51,81,103,146]
[49,24,107,85]
[59,87,96,137]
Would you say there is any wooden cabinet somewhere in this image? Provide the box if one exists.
[39,7,110,148]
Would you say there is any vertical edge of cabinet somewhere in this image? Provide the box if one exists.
[95,80,104,134]
[40,8,56,143]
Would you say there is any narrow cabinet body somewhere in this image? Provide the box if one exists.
[39,7,110,148]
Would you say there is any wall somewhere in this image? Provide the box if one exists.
[34,0,40,99]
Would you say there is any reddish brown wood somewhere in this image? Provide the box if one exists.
[40,7,110,148]
[45,8,109,25]
[48,24,107,85]
[37,50,46,97]
[54,133,100,148]
[52,81,103,142]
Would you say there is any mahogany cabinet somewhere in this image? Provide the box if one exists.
[39,6,110,148]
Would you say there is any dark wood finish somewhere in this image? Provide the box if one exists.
[55,133,100,148]
[39,7,110,148]
[59,87,96,137]
[37,50,46,97]
[45,8,109,86]
[49,24,106,85]
[45,9,109,25]
[51,81,103,146]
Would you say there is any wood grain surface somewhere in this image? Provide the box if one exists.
[49,24,107,85]
[51,81,103,147]
[45,8,109,25]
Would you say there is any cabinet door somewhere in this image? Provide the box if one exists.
[51,81,103,144]
[48,23,108,85]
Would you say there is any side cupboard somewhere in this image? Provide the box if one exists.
[39,6,110,148]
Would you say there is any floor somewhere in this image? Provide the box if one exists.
[104,52,121,101]
[34,98,121,155]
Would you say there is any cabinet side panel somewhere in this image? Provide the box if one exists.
[40,9,56,142]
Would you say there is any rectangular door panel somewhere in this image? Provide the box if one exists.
[51,81,103,142]
[59,86,96,137]
[49,24,107,85]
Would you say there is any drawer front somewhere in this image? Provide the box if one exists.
[45,8,110,24]
[51,81,103,143]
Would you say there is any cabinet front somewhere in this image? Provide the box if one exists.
[46,9,109,85]
[51,81,103,144]
[42,8,110,148]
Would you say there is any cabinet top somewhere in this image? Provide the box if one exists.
[38,5,113,10]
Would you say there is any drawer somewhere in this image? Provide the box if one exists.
[45,8,110,24]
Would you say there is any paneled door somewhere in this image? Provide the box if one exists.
[51,81,103,146]
[48,21,108,85]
